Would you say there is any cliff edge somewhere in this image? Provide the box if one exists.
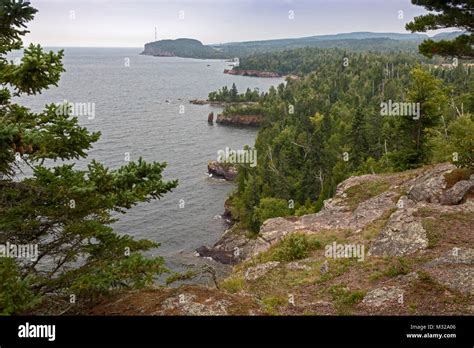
[86,163,473,315]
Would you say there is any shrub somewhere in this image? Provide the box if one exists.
[0,259,40,315]
[254,197,293,226]
[272,234,320,262]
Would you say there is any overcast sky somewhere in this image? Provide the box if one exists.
[23,0,436,47]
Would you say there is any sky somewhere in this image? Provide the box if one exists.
[23,0,438,47]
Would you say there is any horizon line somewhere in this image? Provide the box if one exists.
[25,29,463,49]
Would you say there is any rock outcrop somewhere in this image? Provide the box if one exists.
[244,261,280,281]
[189,99,209,105]
[224,69,281,78]
[90,163,473,316]
[88,286,260,316]
[422,247,474,295]
[368,196,428,257]
[208,161,237,181]
[441,179,474,205]
[201,163,473,262]
[216,113,263,126]
[362,286,404,308]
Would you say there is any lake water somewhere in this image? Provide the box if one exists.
[12,47,284,276]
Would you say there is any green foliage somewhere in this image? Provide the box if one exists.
[272,234,320,262]
[262,295,286,314]
[0,0,177,313]
[144,38,225,59]
[220,277,245,294]
[329,284,365,314]
[223,104,263,116]
[235,44,421,74]
[209,85,262,103]
[229,47,471,232]
[447,116,474,169]
[418,36,474,60]
[384,257,412,278]
[0,259,40,315]
[344,180,392,210]
[389,68,448,170]
[406,0,473,59]
[254,198,292,226]
[429,115,474,169]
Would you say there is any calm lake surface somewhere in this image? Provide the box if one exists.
[12,47,284,275]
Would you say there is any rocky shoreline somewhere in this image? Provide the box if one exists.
[216,113,262,126]
[197,163,474,266]
[208,161,238,181]
[86,163,473,316]
[223,69,281,78]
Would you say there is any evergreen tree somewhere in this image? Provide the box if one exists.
[406,0,474,58]
[349,108,369,167]
[0,0,177,313]
[229,83,239,102]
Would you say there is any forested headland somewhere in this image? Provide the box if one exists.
[216,48,473,232]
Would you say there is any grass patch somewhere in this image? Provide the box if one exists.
[261,295,287,315]
[328,284,365,315]
[317,258,355,284]
[362,208,396,240]
[220,277,244,294]
[420,210,474,249]
[422,217,442,249]
[345,179,392,210]
[444,168,474,189]
[369,257,413,281]
[407,302,417,314]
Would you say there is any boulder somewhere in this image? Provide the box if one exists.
[422,248,474,295]
[244,261,280,281]
[161,293,231,316]
[440,179,474,205]
[195,246,235,265]
[362,286,404,308]
[369,203,428,257]
[407,163,455,203]
[208,161,237,181]
[286,261,311,271]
